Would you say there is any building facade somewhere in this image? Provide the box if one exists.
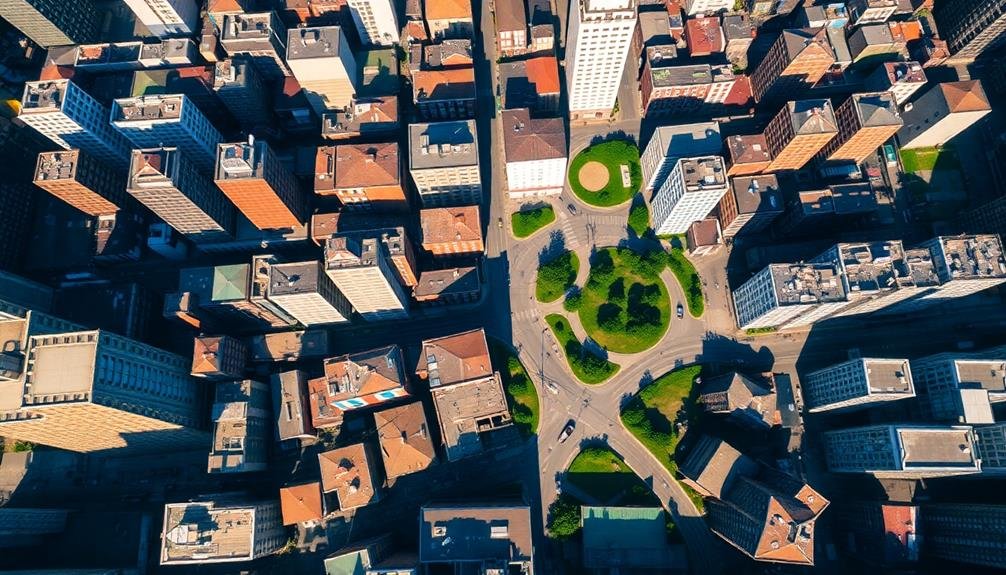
[324,233,411,321]
[287,26,357,113]
[934,0,1006,63]
[266,261,351,325]
[865,61,927,106]
[213,59,273,131]
[640,122,722,193]
[316,143,407,211]
[214,140,305,230]
[822,92,902,164]
[823,425,981,478]
[123,0,198,37]
[764,99,838,172]
[111,94,223,172]
[346,0,400,46]
[750,28,834,103]
[502,109,567,197]
[897,81,992,150]
[0,0,99,47]
[208,379,271,474]
[910,350,1006,424]
[161,497,285,565]
[420,206,484,256]
[566,0,637,120]
[803,358,914,412]
[733,262,848,329]
[33,150,126,217]
[651,156,728,235]
[409,120,481,207]
[717,174,783,238]
[922,503,1006,569]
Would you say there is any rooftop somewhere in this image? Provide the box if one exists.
[412,68,476,102]
[420,205,482,246]
[495,0,526,31]
[954,359,1006,394]
[788,99,838,135]
[781,27,833,60]
[129,148,179,189]
[280,482,323,525]
[272,370,310,441]
[409,120,478,171]
[113,94,185,122]
[34,150,82,183]
[21,80,69,112]
[499,56,561,108]
[730,174,783,215]
[419,504,532,564]
[677,156,727,189]
[902,247,940,287]
[884,61,926,84]
[852,92,902,127]
[161,499,257,563]
[769,263,847,305]
[580,0,637,19]
[249,330,329,362]
[933,235,1006,280]
[215,140,269,181]
[502,108,567,162]
[76,41,142,65]
[318,443,378,511]
[834,241,906,293]
[425,0,472,20]
[880,505,920,563]
[651,63,715,88]
[638,10,672,46]
[23,333,98,402]
[191,335,240,375]
[650,122,722,160]
[209,379,269,473]
[698,372,779,426]
[318,345,406,404]
[415,267,480,299]
[269,261,322,296]
[897,426,979,470]
[375,401,436,479]
[722,13,755,42]
[828,183,877,215]
[320,96,398,137]
[430,372,511,460]
[417,328,492,387]
[727,134,772,166]
[287,26,346,60]
[330,142,400,189]
[862,358,913,394]
[685,17,723,54]
[679,434,758,499]
[581,506,686,570]
[221,12,279,41]
[324,234,384,270]
[423,40,473,68]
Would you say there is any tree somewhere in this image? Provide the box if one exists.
[564,291,583,312]
[597,303,623,331]
[547,495,582,539]
[628,199,650,236]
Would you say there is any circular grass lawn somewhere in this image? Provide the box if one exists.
[568,140,642,207]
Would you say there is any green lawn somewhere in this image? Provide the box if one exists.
[488,339,540,436]
[536,251,579,303]
[900,146,960,173]
[546,313,620,384]
[628,195,649,236]
[578,247,670,354]
[666,238,705,318]
[567,446,659,505]
[568,140,642,207]
[511,205,556,238]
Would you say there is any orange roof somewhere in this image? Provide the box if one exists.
[942,80,991,113]
[420,206,482,246]
[279,482,324,525]
[416,328,492,385]
[375,402,436,479]
[333,142,400,189]
[896,20,923,42]
[425,0,472,21]
[191,336,223,374]
[39,64,73,81]
[318,444,378,511]
[525,56,560,94]
[412,67,476,101]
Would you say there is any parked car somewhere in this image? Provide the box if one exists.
[558,420,576,443]
[676,303,684,318]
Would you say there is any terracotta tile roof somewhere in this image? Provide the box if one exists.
[321,345,407,401]
[333,142,400,188]
[495,0,526,32]
[685,17,724,55]
[424,40,473,67]
[419,205,482,246]
[318,443,378,511]
[375,402,436,478]
[413,67,476,102]
[425,0,472,21]
[940,80,991,113]
[501,108,567,163]
[280,482,323,525]
[525,56,560,94]
[192,336,225,374]
[416,328,492,385]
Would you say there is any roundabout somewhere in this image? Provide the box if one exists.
[567,140,642,207]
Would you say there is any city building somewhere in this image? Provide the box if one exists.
[642,64,736,117]
[213,59,273,131]
[733,262,847,330]
[764,99,838,172]
[528,0,555,54]
[286,26,358,114]
[808,240,930,316]
[502,109,567,197]
[425,0,473,39]
[208,379,270,474]
[0,329,208,453]
[581,506,687,571]
[848,22,907,64]
[220,12,290,80]
[346,0,399,46]
[684,16,724,56]
[722,13,756,68]
[651,156,728,235]
[802,358,914,413]
[324,232,412,320]
[191,334,247,380]
[417,329,512,461]
[412,67,477,120]
[725,134,772,176]
[823,424,981,478]
[890,235,1006,310]
[33,150,126,217]
[266,260,351,326]
[566,0,638,121]
[215,140,306,231]
[318,443,382,512]
[375,401,436,480]
[922,503,1006,569]
[316,143,407,212]
[279,482,323,525]
[776,184,879,237]
[498,56,561,114]
[933,0,1006,63]
[124,0,198,37]
[408,120,481,207]
[326,535,418,574]
[249,330,329,363]
[848,0,898,25]
[631,10,673,80]
[686,218,722,257]
[897,80,992,149]
[129,65,234,131]
[169,261,299,331]
[910,349,1006,424]
[420,39,473,68]
[685,0,731,15]
[127,148,235,243]
[750,28,834,103]
[0,0,99,47]
[271,370,314,442]
[641,122,722,193]
[420,503,533,573]
[308,345,409,422]
[835,502,920,566]
[822,92,902,164]
[321,96,399,140]
[414,267,481,305]
[111,94,223,172]
[495,0,528,56]
[698,372,780,429]
[865,61,927,106]
[717,174,783,238]
[20,80,131,168]
[419,205,484,256]
[160,497,285,565]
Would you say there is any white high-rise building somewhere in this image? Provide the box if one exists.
[803,358,914,413]
[823,425,982,479]
[266,261,350,326]
[324,233,410,321]
[345,0,400,46]
[911,349,1006,424]
[566,0,637,120]
[684,0,732,15]
[123,0,198,37]
[732,263,848,330]
[651,156,728,235]
[286,26,358,114]
[502,109,567,198]
[640,122,722,193]
[111,94,223,173]
[19,80,131,169]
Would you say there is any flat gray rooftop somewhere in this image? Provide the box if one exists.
[864,359,912,394]
[898,427,978,470]
[409,120,478,171]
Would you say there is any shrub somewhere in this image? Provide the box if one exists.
[628,199,650,236]
[547,495,582,539]
[511,205,556,238]
[607,277,625,302]
[564,291,583,312]
[536,251,579,303]
[597,303,623,331]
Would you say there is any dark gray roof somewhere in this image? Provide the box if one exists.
[730,175,783,216]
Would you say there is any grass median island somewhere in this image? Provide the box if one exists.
[568,140,642,207]
[511,205,555,238]
[666,238,704,318]
[488,339,540,436]
[567,446,660,505]
[628,195,650,236]
[578,247,670,354]
[536,251,579,303]
[546,313,620,384]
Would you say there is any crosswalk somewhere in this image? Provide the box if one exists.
[512,308,538,323]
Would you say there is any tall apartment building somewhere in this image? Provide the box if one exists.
[922,503,1006,569]
[308,345,409,419]
[266,261,351,325]
[717,174,783,238]
[286,26,358,114]
[822,92,902,164]
[733,262,847,329]
[566,0,638,121]
[127,148,235,243]
[890,235,1006,310]
[315,143,407,211]
[502,109,567,198]
[20,80,131,169]
[751,28,834,103]
[934,0,1006,63]
[866,61,927,106]
[220,12,291,80]
[897,81,992,150]
[346,0,399,46]
[911,349,1006,424]
[124,0,198,37]
[208,379,270,474]
[823,425,982,478]
[651,156,729,235]
[809,240,928,316]
[214,140,305,230]
[802,358,914,413]
[161,497,285,565]
[324,233,410,321]
[213,59,273,130]
[764,99,838,172]
[0,0,99,47]
[725,134,772,176]
[0,329,208,453]
[640,122,722,193]
[685,0,731,15]
[420,206,483,256]
[33,150,126,217]
[111,94,223,173]
[409,120,481,207]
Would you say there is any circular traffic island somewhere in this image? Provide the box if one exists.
[568,140,642,207]
[578,247,670,354]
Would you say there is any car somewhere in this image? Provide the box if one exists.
[676,303,684,318]
[545,381,559,395]
[558,420,576,443]
[498,217,503,228]
[567,203,577,215]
